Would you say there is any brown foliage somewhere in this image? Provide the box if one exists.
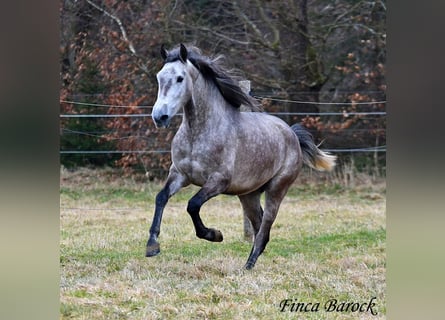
[60,0,386,175]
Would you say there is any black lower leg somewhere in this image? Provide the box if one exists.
[244,229,271,269]
[244,244,266,270]
[146,187,169,256]
[187,192,223,242]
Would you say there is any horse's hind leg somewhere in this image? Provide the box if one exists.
[187,172,229,242]
[146,168,189,257]
[238,191,263,241]
[244,179,293,269]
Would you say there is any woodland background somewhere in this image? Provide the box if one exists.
[59,0,386,178]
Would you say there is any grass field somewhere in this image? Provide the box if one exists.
[60,167,386,319]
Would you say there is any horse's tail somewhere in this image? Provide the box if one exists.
[291,124,337,171]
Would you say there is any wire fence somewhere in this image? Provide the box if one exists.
[60,97,386,108]
[60,96,386,155]
[60,111,386,118]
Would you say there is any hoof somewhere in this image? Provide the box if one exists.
[212,229,224,242]
[198,228,224,242]
[145,242,160,257]
[244,262,255,270]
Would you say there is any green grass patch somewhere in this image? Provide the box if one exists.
[60,171,386,319]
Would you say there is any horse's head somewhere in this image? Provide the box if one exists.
[152,44,195,128]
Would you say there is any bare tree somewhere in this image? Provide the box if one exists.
[60,0,386,170]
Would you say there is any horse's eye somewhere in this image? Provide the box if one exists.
[177,76,184,83]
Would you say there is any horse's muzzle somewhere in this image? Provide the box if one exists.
[153,114,171,128]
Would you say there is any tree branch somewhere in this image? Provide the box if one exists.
[232,0,273,49]
[85,0,137,56]
[254,0,280,47]
[173,20,250,45]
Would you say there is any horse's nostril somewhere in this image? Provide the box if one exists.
[154,114,170,128]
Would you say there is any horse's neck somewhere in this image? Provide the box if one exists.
[183,77,236,135]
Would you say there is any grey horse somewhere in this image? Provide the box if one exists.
[146,44,336,269]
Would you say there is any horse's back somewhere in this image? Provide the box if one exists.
[237,112,300,150]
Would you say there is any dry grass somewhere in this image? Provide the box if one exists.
[60,167,386,319]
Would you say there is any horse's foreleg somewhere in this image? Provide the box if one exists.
[146,169,189,257]
[187,172,229,242]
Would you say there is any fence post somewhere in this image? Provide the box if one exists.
[239,80,254,241]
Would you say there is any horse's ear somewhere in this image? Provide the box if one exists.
[160,44,168,61]
[179,43,188,63]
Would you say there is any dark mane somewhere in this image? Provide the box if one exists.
[164,45,260,111]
